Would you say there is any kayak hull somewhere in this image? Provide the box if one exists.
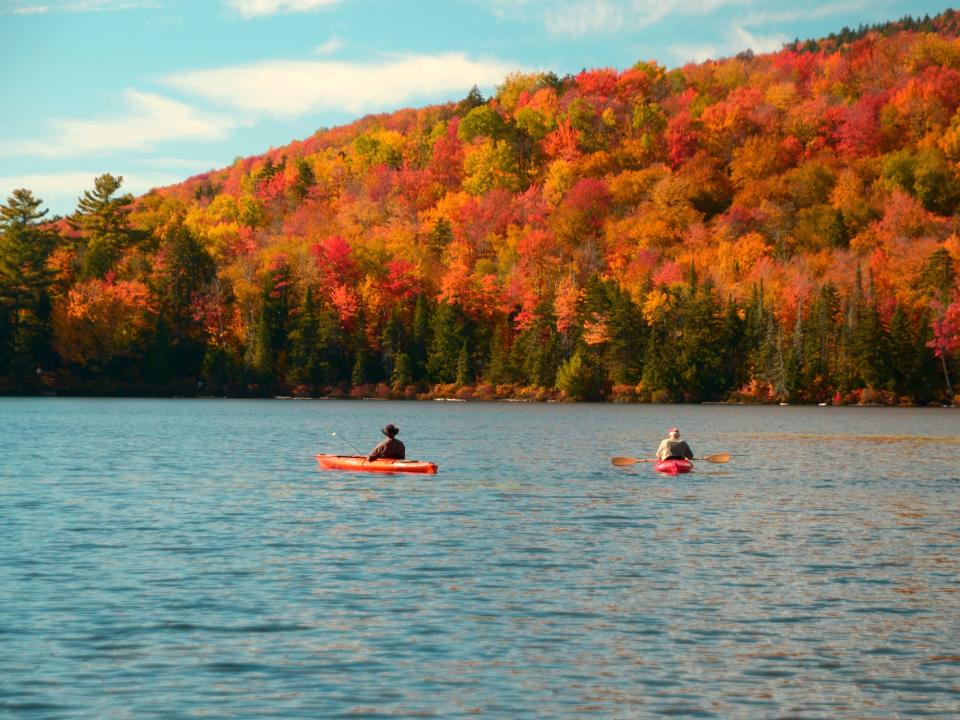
[315,454,438,474]
[655,458,693,475]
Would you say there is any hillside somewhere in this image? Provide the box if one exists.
[2,11,960,403]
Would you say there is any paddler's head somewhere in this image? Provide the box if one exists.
[382,423,400,438]
[668,427,679,438]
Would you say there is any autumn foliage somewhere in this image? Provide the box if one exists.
[2,11,960,403]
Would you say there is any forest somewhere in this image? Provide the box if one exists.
[1,11,959,404]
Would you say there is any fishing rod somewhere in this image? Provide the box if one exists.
[330,431,363,455]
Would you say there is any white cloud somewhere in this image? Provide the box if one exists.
[0,170,184,215]
[544,1,625,37]
[740,1,868,27]
[162,53,518,118]
[668,43,720,64]
[543,0,750,36]
[729,25,789,54]
[224,0,339,18]
[138,156,221,170]
[0,90,238,159]
[667,24,788,63]
[5,0,158,13]
[313,35,345,55]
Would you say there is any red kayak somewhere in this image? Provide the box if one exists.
[655,458,693,475]
[315,454,438,474]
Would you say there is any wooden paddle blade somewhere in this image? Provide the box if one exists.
[612,456,642,466]
[701,452,731,463]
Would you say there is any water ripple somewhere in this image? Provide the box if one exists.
[1,399,959,718]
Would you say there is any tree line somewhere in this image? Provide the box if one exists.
[2,13,960,403]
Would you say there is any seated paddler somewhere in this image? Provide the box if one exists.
[368,423,405,461]
[656,427,694,461]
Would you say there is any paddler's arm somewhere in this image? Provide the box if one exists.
[367,441,386,461]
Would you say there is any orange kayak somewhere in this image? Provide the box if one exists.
[315,454,438,474]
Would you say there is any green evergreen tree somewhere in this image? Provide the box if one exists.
[455,341,471,385]
[69,174,136,279]
[427,218,453,256]
[0,189,57,385]
[918,248,958,397]
[721,296,747,392]
[484,321,515,385]
[741,283,769,385]
[288,287,320,387]
[350,308,377,387]
[604,283,646,385]
[391,351,412,392]
[290,157,316,202]
[245,261,293,385]
[803,282,842,394]
[556,346,606,400]
[512,304,560,387]
[427,301,463,383]
[887,303,924,399]
[640,318,672,399]
[380,308,406,382]
[151,223,215,383]
[457,85,487,115]
[674,281,728,400]
[784,299,804,400]
[411,293,432,381]
[846,270,888,390]
[762,313,787,400]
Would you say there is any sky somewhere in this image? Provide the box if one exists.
[1,0,956,216]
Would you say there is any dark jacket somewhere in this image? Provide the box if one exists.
[368,437,405,461]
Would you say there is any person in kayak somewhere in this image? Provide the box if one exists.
[368,423,405,461]
[656,427,694,461]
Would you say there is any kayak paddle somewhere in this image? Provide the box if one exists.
[698,453,731,463]
[611,456,655,466]
[611,452,730,466]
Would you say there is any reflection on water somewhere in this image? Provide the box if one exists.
[736,432,960,443]
[1,399,958,718]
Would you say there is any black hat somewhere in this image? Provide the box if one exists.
[382,423,400,437]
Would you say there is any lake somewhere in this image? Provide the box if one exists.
[1,398,958,718]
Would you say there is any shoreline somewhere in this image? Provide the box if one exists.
[1,382,955,407]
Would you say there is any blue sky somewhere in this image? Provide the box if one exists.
[1,0,955,216]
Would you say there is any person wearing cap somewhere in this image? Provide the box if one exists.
[656,427,693,461]
[368,423,405,461]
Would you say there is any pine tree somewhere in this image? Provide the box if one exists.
[427,301,463,383]
[847,270,888,390]
[380,308,406,382]
[69,174,136,279]
[803,282,842,394]
[391,351,412,392]
[604,283,646,385]
[290,157,316,202]
[455,341,471,386]
[350,307,377,387]
[674,281,727,400]
[484,320,515,385]
[411,293,431,381]
[640,320,672,399]
[153,223,215,382]
[245,261,293,385]
[512,304,560,387]
[0,189,57,384]
[288,287,321,388]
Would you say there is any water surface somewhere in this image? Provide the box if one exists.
[2,399,958,718]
